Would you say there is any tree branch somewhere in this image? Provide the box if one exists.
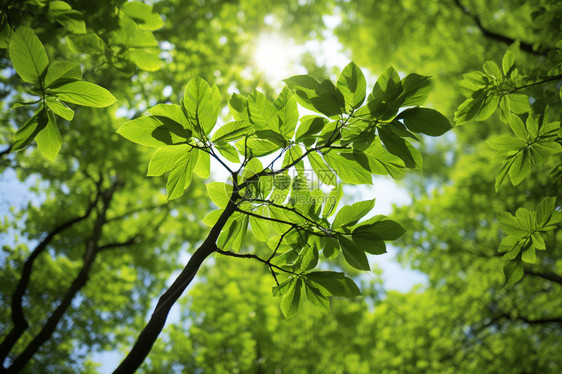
[112,193,240,374]
[4,180,120,373]
[0,192,99,366]
[525,269,562,286]
[452,0,548,56]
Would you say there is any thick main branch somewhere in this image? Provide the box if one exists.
[112,193,240,374]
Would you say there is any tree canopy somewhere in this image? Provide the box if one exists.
[0,0,560,373]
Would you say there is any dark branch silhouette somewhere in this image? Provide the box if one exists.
[112,192,240,374]
[0,190,99,366]
[452,0,548,56]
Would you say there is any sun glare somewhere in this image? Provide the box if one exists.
[253,33,300,83]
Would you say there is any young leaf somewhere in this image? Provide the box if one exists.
[275,87,299,139]
[212,120,253,143]
[324,151,372,185]
[44,61,81,87]
[248,90,279,132]
[34,109,61,161]
[228,93,249,121]
[307,271,361,298]
[121,1,164,31]
[129,49,162,72]
[333,199,375,228]
[352,219,406,241]
[193,149,210,178]
[399,73,431,106]
[50,81,117,107]
[166,150,196,200]
[9,26,49,84]
[502,50,514,76]
[206,182,233,208]
[48,1,87,34]
[148,104,191,130]
[397,107,452,136]
[338,235,370,271]
[281,278,302,318]
[147,145,189,176]
[202,208,224,227]
[337,61,366,111]
[308,151,337,186]
[503,260,524,286]
[183,77,219,136]
[12,107,47,152]
[45,98,74,121]
[117,116,190,147]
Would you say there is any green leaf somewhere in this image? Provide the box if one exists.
[324,151,372,185]
[352,219,405,241]
[121,1,164,31]
[147,145,189,176]
[275,87,299,139]
[508,94,529,114]
[498,212,528,238]
[503,260,524,286]
[148,104,191,130]
[398,107,452,136]
[235,138,280,157]
[44,61,81,88]
[399,73,431,106]
[322,185,343,218]
[66,33,105,54]
[12,107,47,152]
[295,115,327,145]
[483,61,501,80]
[166,150,195,200]
[34,109,61,161]
[368,66,403,119]
[283,75,321,113]
[339,236,370,270]
[508,150,531,186]
[378,126,420,168]
[216,143,240,163]
[536,197,556,226]
[363,140,406,179]
[502,50,514,76]
[303,280,330,311]
[337,61,366,111]
[284,76,344,117]
[45,98,74,121]
[521,246,536,263]
[249,206,270,241]
[206,182,233,209]
[509,114,527,140]
[9,26,49,84]
[183,77,219,136]
[454,90,500,124]
[50,81,117,107]
[117,116,190,147]
[212,120,253,143]
[228,93,249,121]
[129,49,161,71]
[48,1,86,34]
[281,278,302,318]
[306,271,361,298]
[248,90,279,132]
[202,209,223,227]
[193,149,210,178]
[308,151,337,186]
[333,199,375,228]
